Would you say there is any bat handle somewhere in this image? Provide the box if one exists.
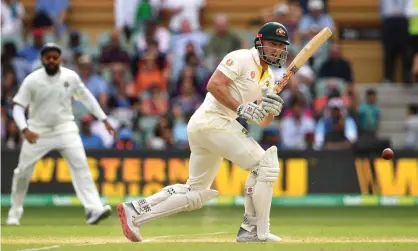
[274,70,296,94]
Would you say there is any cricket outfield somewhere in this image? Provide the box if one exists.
[1,206,417,251]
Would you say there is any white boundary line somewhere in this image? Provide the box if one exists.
[19,245,61,251]
[143,231,228,242]
[16,231,228,250]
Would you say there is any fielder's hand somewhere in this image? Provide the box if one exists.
[237,102,268,124]
[261,87,284,117]
[103,119,118,138]
[22,128,39,144]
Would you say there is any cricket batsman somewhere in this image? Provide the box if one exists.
[117,22,289,242]
[7,43,116,225]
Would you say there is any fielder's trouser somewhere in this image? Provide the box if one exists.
[186,111,266,190]
[10,131,104,212]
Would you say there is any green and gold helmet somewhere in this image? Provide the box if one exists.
[254,22,290,67]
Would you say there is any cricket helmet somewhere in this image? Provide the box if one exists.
[255,22,289,67]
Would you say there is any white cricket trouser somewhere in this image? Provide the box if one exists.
[10,131,104,212]
[186,109,266,190]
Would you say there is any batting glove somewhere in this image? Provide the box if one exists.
[260,87,284,117]
[237,102,268,124]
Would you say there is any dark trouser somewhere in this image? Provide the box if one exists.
[409,35,418,58]
[381,17,409,83]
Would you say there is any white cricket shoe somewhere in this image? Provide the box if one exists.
[6,217,20,226]
[7,207,23,226]
[117,202,142,242]
[236,227,282,242]
[86,205,112,225]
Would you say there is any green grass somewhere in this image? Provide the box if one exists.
[2,206,418,251]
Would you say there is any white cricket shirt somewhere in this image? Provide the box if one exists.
[13,67,104,135]
[199,47,276,120]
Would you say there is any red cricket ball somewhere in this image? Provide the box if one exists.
[382,148,394,160]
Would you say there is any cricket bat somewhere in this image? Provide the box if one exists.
[274,27,333,93]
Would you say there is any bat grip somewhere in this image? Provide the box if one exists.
[274,70,296,94]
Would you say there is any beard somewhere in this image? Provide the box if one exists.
[43,63,59,76]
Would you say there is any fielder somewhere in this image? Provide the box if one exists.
[117,22,288,242]
[7,43,116,226]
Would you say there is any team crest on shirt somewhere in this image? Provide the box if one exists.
[64,81,69,88]
[265,81,271,88]
[276,28,286,36]
[226,58,233,66]
[250,71,256,79]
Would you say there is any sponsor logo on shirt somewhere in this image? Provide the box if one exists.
[226,58,233,66]
[250,71,256,79]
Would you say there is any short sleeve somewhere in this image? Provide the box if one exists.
[217,52,242,81]
[13,77,32,108]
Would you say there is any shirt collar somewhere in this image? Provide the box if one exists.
[250,47,262,67]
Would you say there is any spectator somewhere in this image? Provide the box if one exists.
[405,104,418,149]
[260,128,280,150]
[171,65,205,97]
[407,0,418,82]
[1,42,32,84]
[299,0,327,14]
[298,0,334,69]
[411,53,418,83]
[380,0,409,83]
[254,1,302,41]
[136,20,171,54]
[79,115,105,149]
[169,19,209,58]
[76,55,109,108]
[2,118,21,149]
[172,104,191,149]
[172,79,203,115]
[162,0,205,33]
[313,83,357,119]
[141,85,169,116]
[108,68,138,111]
[61,30,83,67]
[18,28,44,64]
[318,42,353,84]
[274,46,314,105]
[315,98,358,150]
[1,0,25,36]
[114,127,137,149]
[135,48,167,95]
[407,0,418,56]
[107,64,139,127]
[281,77,313,112]
[114,0,140,40]
[32,0,69,37]
[358,89,380,134]
[345,83,360,120]
[1,103,8,138]
[147,116,174,149]
[1,69,18,115]
[99,29,131,70]
[281,96,315,149]
[205,14,241,70]
[171,43,209,88]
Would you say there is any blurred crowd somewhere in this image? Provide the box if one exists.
[1,0,414,151]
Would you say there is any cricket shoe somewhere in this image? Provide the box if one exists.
[6,207,23,225]
[86,205,112,225]
[117,202,142,242]
[236,226,282,242]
